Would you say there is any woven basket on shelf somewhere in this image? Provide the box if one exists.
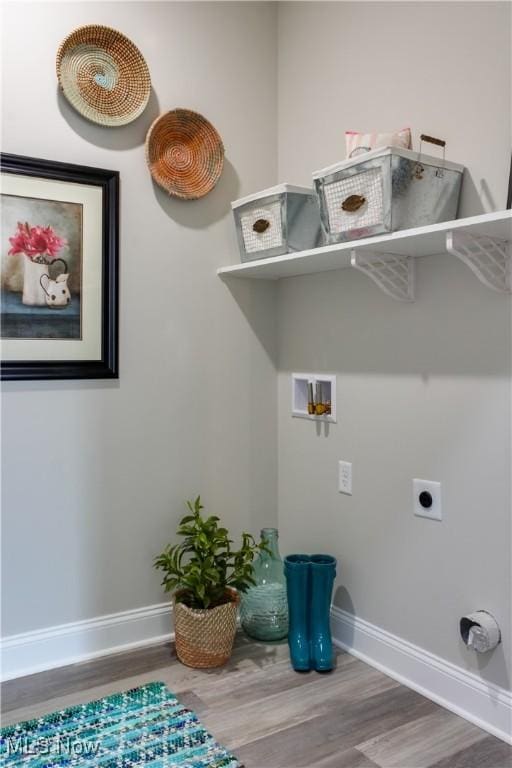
[174,589,239,669]
[56,25,151,126]
[145,109,224,199]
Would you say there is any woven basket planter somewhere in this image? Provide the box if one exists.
[145,109,224,199]
[174,589,239,669]
[56,25,151,126]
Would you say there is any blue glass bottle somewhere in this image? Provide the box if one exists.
[241,528,289,641]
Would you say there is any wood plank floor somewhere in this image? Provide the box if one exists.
[2,635,511,767]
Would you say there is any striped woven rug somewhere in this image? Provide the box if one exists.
[0,681,240,767]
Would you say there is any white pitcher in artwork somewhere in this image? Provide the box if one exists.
[40,272,71,309]
[8,221,68,307]
[22,258,48,306]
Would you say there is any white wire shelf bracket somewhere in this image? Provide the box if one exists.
[446,230,511,293]
[350,250,415,302]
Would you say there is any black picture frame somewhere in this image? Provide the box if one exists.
[1,153,119,380]
[507,153,512,210]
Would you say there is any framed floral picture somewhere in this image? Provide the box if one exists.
[1,153,119,380]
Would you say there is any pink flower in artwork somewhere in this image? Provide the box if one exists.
[7,222,29,256]
[8,222,67,261]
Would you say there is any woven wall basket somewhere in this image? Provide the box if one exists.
[145,109,225,199]
[56,25,151,127]
[174,589,239,668]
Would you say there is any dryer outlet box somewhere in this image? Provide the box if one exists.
[413,478,442,521]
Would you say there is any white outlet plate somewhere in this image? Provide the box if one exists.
[413,478,442,521]
[339,461,352,495]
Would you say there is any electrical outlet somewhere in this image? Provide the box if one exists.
[338,461,352,495]
[413,479,442,521]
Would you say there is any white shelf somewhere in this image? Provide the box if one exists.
[218,210,512,284]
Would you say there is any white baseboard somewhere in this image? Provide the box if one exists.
[331,606,512,745]
[3,602,510,745]
[1,602,173,682]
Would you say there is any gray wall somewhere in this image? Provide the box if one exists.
[2,0,510,696]
[276,1,511,689]
[1,1,278,635]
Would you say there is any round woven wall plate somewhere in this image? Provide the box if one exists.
[56,25,151,127]
[145,109,225,199]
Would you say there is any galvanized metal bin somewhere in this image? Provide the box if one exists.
[232,184,322,262]
[313,146,464,245]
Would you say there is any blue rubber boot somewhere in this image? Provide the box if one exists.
[284,555,311,671]
[310,555,337,672]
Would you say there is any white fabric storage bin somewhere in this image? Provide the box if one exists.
[232,184,322,262]
[313,147,464,244]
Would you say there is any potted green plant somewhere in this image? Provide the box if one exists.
[154,496,264,668]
